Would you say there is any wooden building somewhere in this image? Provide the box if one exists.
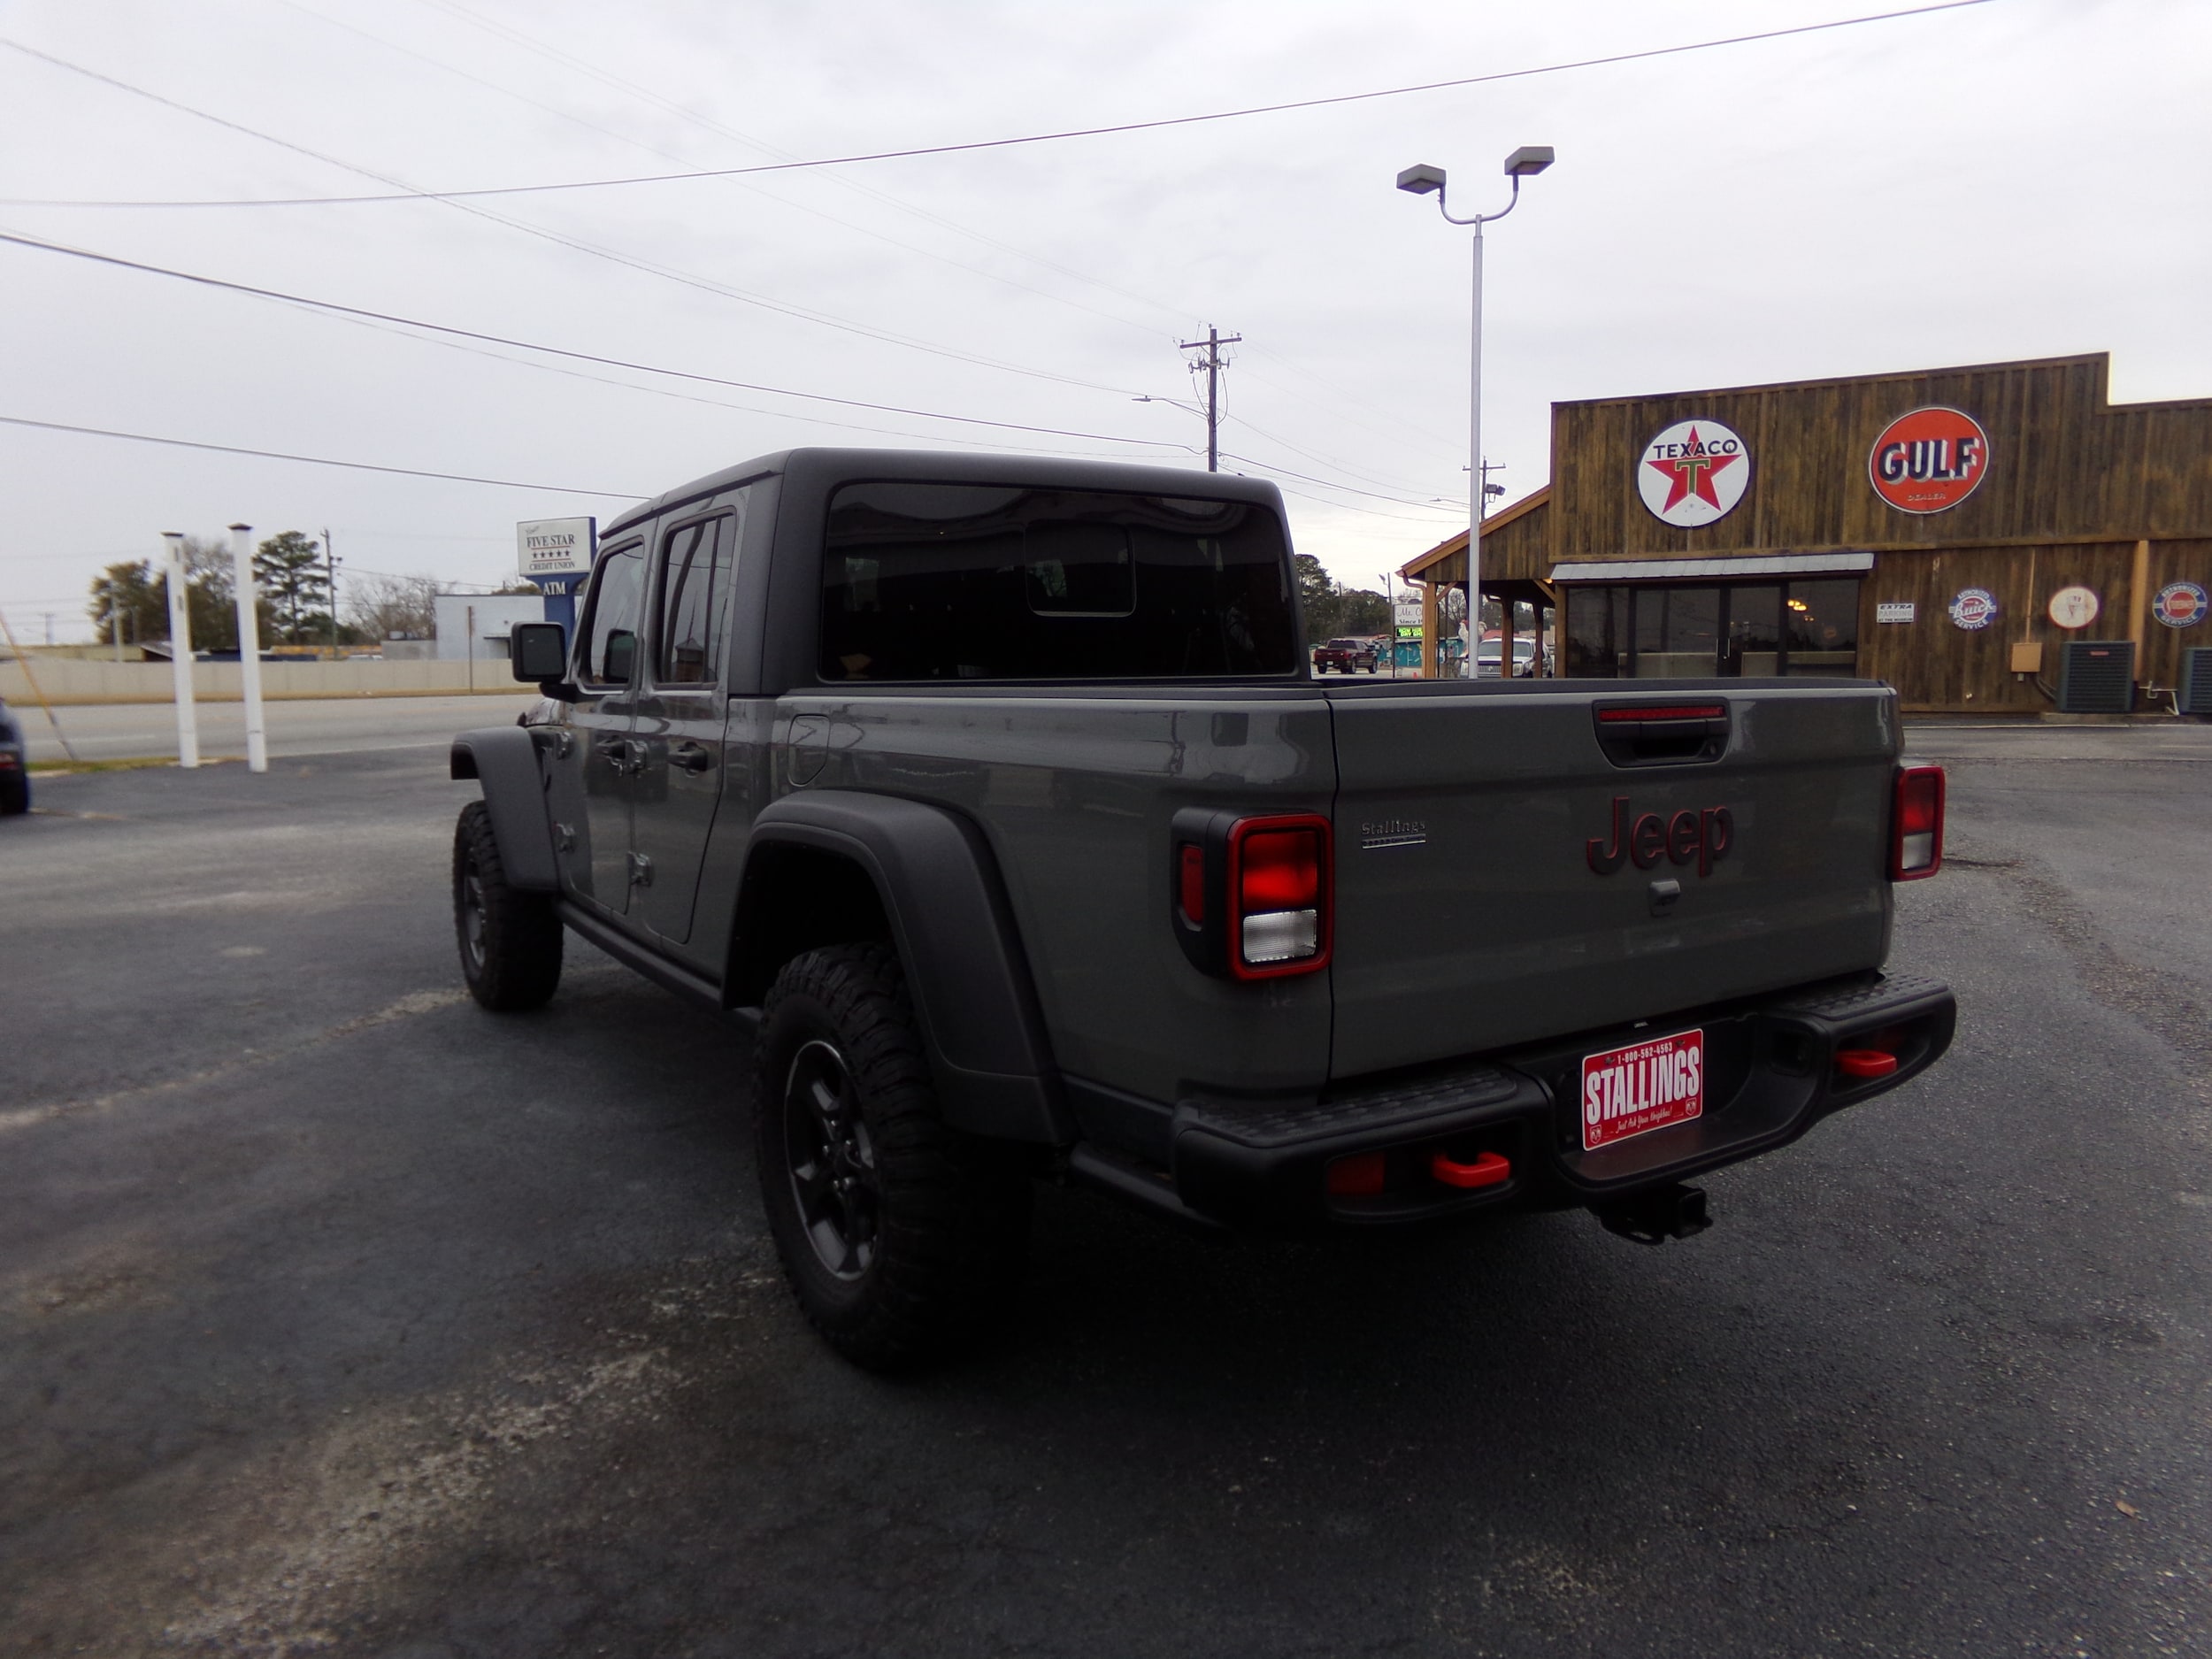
[1400,353,2212,710]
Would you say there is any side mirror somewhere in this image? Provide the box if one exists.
[511,620,578,701]
[511,621,567,681]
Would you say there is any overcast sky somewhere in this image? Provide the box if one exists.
[2,0,2206,643]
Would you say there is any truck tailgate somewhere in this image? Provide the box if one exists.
[1325,681,1899,1079]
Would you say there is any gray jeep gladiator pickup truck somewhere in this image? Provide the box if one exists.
[450,447,1955,1368]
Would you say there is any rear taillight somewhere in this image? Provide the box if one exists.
[1170,809,1333,979]
[1892,765,1945,879]
[1228,817,1330,977]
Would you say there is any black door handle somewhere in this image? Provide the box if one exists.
[670,741,714,773]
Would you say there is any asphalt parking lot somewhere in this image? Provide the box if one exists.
[4,719,2209,1657]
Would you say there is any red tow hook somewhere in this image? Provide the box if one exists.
[1430,1150,1512,1190]
[1835,1048,1900,1079]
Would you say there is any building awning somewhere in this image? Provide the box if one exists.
[1548,551,1875,583]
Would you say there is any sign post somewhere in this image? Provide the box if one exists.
[161,532,199,769]
[228,523,267,773]
[517,517,596,634]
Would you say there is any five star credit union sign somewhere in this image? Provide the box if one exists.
[1637,419,1751,527]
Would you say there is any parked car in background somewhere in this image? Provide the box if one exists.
[1476,637,1540,679]
[1312,636,1379,674]
[0,695,29,816]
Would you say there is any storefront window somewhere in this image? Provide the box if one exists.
[1784,580,1861,675]
[1724,585,1781,677]
[1634,587,1720,678]
[1565,587,1628,677]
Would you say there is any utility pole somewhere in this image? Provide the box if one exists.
[1179,325,1241,472]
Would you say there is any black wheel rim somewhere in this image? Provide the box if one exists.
[458,856,488,972]
[782,1039,879,1281]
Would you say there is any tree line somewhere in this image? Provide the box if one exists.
[85,532,442,652]
[1294,553,1391,646]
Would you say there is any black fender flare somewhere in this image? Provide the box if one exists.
[449,726,558,893]
[738,791,1071,1145]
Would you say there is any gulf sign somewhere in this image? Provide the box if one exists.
[1870,407,1990,514]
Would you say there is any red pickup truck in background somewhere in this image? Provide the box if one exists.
[1312,636,1379,674]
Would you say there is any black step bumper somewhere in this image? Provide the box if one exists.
[1164,972,1955,1231]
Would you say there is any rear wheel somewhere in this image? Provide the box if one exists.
[452,801,563,1010]
[754,943,1030,1370]
[0,769,27,816]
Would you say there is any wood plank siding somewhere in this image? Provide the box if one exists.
[1400,353,2212,710]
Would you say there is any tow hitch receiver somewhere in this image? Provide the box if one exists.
[1596,1182,1711,1246]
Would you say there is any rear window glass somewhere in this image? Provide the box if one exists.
[820,482,1297,682]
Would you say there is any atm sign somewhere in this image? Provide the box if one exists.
[1870,407,1989,514]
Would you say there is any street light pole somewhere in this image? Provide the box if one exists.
[1397,146,1554,678]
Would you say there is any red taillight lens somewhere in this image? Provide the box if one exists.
[1238,828,1321,911]
[1892,765,1946,880]
[1177,842,1206,926]
[1225,814,1333,979]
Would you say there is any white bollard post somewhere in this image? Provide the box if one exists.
[162,532,200,769]
[229,523,267,773]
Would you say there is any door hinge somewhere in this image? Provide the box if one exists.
[553,821,577,853]
[628,851,654,887]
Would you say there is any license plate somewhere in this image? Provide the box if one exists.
[1580,1028,1705,1151]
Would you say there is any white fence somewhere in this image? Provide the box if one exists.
[0,657,530,705]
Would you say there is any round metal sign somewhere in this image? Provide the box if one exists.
[2153,580,2208,628]
[2047,586,2101,630]
[1870,407,1990,514]
[1638,419,1751,527]
[1947,588,1999,631]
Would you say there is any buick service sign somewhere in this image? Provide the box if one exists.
[517,518,596,580]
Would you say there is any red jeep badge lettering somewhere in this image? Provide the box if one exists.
[1586,797,1735,877]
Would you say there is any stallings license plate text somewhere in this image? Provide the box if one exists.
[1581,1028,1705,1150]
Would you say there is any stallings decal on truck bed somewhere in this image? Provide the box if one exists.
[1586,797,1735,878]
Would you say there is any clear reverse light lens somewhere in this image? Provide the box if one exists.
[1900,831,1934,872]
[1242,909,1318,964]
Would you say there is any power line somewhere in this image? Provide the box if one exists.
[0,415,641,497]
[273,0,1180,343]
[0,39,1156,402]
[0,4,1993,210]
[0,229,1194,451]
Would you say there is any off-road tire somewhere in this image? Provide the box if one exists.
[0,769,28,816]
[452,800,563,1011]
[755,943,1030,1370]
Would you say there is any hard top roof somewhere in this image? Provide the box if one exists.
[600,447,1286,541]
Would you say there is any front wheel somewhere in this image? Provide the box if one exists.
[452,801,563,1010]
[754,943,1029,1370]
[0,768,27,816]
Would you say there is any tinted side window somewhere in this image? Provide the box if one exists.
[581,543,646,685]
[820,483,1296,681]
[656,516,734,685]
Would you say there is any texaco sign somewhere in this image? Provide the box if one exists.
[1639,419,1751,527]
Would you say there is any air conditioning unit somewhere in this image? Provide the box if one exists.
[2179,647,2212,717]
[2055,640,2135,713]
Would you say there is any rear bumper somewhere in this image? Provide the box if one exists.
[1163,971,1955,1231]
